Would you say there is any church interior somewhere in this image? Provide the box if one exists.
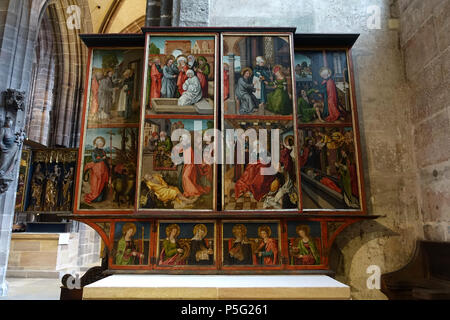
[0,0,449,301]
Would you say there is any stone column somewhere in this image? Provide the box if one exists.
[146,0,161,26]
[226,54,236,114]
[160,0,173,26]
[0,0,48,297]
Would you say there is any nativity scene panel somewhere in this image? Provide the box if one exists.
[87,49,144,126]
[223,119,299,211]
[222,34,295,116]
[77,127,138,211]
[298,126,361,210]
[222,221,281,267]
[139,118,215,210]
[145,34,217,115]
[295,50,352,124]
[156,221,216,267]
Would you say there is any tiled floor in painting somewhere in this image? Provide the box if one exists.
[0,278,61,300]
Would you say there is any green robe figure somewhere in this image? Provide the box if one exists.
[291,225,320,265]
[266,67,291,115]
[159,224,185,265]
[294,238,320,265]
[115,223,144,265]
[336,150,359,208]
[297,89,317,122]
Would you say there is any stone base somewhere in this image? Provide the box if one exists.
[83,275,350,300]
[7,232,101,279]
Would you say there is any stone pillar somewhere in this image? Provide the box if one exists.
[160,0,173,26]
[146,0,161,26]
[226,53,236,114]
[0,0,48,297]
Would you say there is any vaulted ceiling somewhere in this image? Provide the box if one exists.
[87,0,146,33]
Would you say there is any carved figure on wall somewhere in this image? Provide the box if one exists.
[0,116,25,193]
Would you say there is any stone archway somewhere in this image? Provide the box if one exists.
[26,0,93,148]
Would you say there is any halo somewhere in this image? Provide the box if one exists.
[164,55,175,65]
[193,224,208,237]
[240,67,253,77]
[122,223,137,236]
[176,55,187,64]
[93,136,106,146]
[283,135,295,148]
[165,224,180,238]
[272,64,283,74]
[319,67,332,77]
[296,224,310,237]
[258,225,272,237]
[232,224,247,236]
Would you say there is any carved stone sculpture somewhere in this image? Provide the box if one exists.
[0,117,25,193]
[0,89,26,193]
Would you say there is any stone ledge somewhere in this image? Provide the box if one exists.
[6,270,59,279]
[83,275,350,300]
[11,233,61,240]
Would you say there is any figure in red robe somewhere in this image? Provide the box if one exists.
[176,56,189,96]
[151,58,163,99]
[254,226,278,265]
[180,144,211,198]
[234,161,276,201]
[319,67,341,122]
[223,63,230,100]
[84,137,109,204]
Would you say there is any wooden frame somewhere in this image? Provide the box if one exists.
[294,46,367,215]
[136,32,219,213]
[220,32,302,213]
[66,29,373,274]
[74,46,145,214]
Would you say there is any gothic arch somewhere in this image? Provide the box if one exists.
[27,0,93,147]
[120,15,146,33]
[98,0,146,34]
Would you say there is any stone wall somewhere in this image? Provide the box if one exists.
[26,10,57,145]
[0,0,96,296]
[398,0,450,241]
[7,223,101,279]
[175,0,450,299]
[0,0,50,297]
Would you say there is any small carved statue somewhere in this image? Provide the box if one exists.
[62,166,75,211]
[0,116,26,193]
[30,163,45,210]
[45,165,60,211]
